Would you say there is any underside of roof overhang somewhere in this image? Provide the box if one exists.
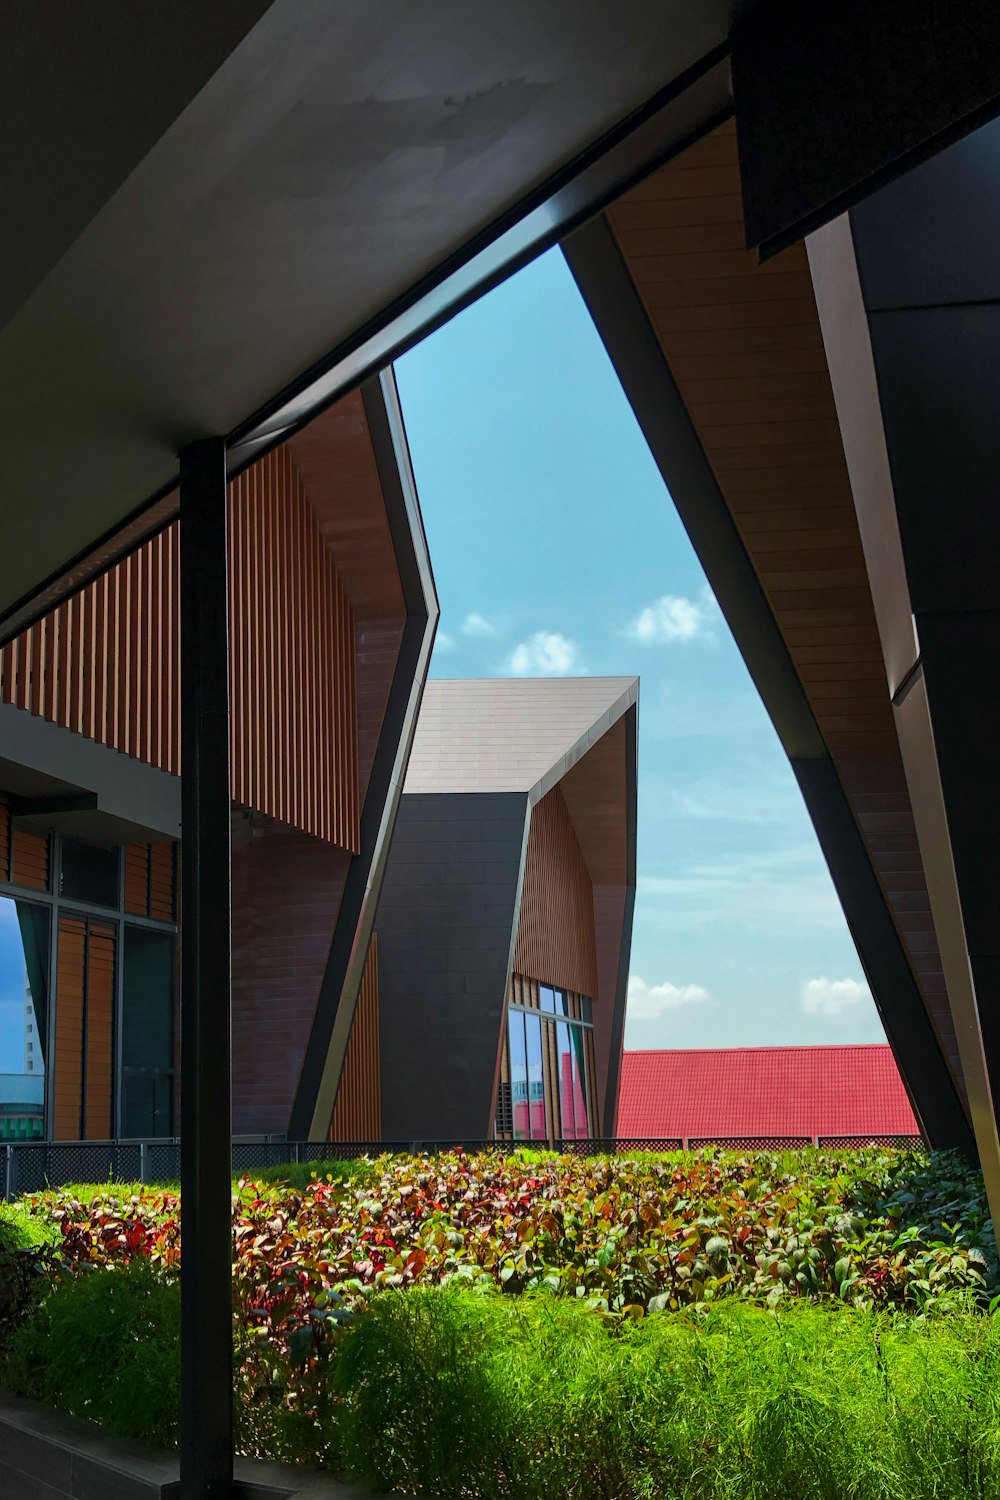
[0,1,733,637]
[562,122,974,1157]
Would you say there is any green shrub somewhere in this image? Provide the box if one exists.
[333,1288,1000,1499]
[2,1262,180,1449]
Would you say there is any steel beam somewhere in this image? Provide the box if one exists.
[178,437,233,1500]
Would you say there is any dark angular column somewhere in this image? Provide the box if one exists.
[179,437,233,1500]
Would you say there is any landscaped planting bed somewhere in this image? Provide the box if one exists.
[1,1147,998,1496]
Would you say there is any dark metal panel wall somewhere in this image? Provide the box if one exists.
[732,0,1000,257]
[376,792,528,1141]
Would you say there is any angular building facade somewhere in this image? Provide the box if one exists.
[0,375,435,1146]
[562,119,987,1167]
[367,677,637,1143]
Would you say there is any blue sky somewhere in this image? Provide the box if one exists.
[396,248,885,1053]
[0,247,884,1075]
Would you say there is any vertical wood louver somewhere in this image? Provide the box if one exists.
[328,935,380,1141]
[0,447,359,849]
[513,785,599,1001]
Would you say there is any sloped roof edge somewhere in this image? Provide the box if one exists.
[402,676,638,798]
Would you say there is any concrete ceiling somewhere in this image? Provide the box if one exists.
[0,0,733,622]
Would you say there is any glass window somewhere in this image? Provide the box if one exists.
[570,1027,589,1138]
[580,995,593,1025]
[0,899,50,1068]
[120,928,175,1138]
[553,988,569,1017]
[508,1009,528,1141]
[539,985,556,1013]
[60,838,119,909]
[524,1011,546,1140]
[556,1021,576,1137]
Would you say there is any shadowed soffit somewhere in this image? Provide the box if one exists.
[0,0,733,623]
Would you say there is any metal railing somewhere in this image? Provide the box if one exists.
[1,1133,926,1202]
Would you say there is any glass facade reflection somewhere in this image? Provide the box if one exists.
[496,974,597,1141]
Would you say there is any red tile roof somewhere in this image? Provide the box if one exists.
[617,1045,919,1140]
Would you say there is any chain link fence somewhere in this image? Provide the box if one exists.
[2,1134,926,1202]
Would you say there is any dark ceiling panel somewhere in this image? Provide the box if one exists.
[0,0,732,625]
[850,117,1000,311]
[732,0,1000,258]
[0,0,274,330]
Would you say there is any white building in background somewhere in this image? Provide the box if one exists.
[24,970,41,1075]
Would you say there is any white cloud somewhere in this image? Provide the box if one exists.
[627,975,710,1020]
[461,611,496,638]
[505,631,580,676]
[625,588,717,646]
[434,631,456,653]
[800,976,872,1017]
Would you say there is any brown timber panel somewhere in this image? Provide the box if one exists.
[53,917,117,1141]
[607,123,962,1093]
[0,447,360,850]
[53,917,86,1140]
[329,935,380,1141]
[124,845,150,916]
[149,842,175,923]
[11,829,49,891]
[231,811,352,1136]
[228,444,359,847]
[513,786,599,1000]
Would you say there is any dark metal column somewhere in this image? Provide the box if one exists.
[179,437,233,1500]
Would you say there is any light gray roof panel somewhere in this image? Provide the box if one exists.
[403,677,638,798]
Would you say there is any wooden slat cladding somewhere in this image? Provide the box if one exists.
[53,918,85,1140]
[0,446,360,850]
[606,123,962,1092]
[124,841,176,921]
[0,530,182,773]
[229,446,359,849]
[329,936,380,1141]
[11,828,50,891]
[149,842,175,922]
[53,916,116,1140]
[124,844,150,916]
[513,786,599,1001]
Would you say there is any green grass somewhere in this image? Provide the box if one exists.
[9,1269,1000,1496]
[335,1288,1000,1499]
[0,1199,57,1249]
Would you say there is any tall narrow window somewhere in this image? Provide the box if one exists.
[121,928,175,1138]
[508,1009,528,1140]
[525,1011,546,1141]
